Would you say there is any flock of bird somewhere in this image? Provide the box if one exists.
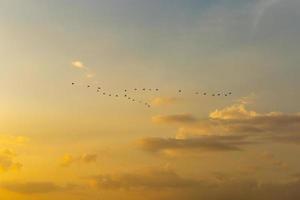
[71,82,232,108]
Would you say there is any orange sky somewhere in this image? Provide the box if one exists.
[1,0,300,199]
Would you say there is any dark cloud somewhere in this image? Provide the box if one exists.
[137,135,252,154]
[170,104,300,144]
[152,114,197,124]
[91,168,200,190]
[0,182,76,194]
[144,103,300,156]
[89,168,300,200]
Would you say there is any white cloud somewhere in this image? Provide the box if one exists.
[71,61,85,69]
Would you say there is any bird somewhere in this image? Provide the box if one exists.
[124,94,127,97]
[134,88,137,91]
[212,94,215,96]
[103,92,106,95]
[142,88,146,91]
[124,89,127,92]
[225,94,228,96]
[87,85,90,88]
[109,94,111,96]
[203,93,207,95]
[155,88,159,91]
[178,90,182,93]
[115,95,119,97]
[229,92,232,95]
[98,87,101,90]
[72,82,75,85]
[217,93,221,96]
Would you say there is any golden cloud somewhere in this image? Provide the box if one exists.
[144,102,300,155]
[71,61,85,69]
[60,153,97,167]
[1,182,76,194]
[152,114,197,124]
[0,149,22,172]
[151,97,179,107]
[90,168,200,190]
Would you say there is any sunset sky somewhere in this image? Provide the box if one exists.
[1,0,300,199]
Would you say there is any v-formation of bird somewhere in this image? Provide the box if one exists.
[71,82,232,108]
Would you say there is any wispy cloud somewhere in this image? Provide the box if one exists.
[152,114,197,124]
[71,61,85,69]
[151,97,179,107]
[90,168,200,190]
[71,60,95,79]
[60,153,97,167]
[0,182,76,194]
[0,149,22,172]
[136,135,250,156]
[253,0,282,29]
[0,134,29,146]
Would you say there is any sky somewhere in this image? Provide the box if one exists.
[1,0,300,199]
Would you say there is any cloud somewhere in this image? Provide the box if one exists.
[60,153,97,167]
[71,61,85,69]
[145,99,300,156]
[0,134,29,146]
[209,104,258,120]
[0,149,22,172]
[151,97,179,107]
[87,167,300,200]
[152,114,197,124]
[71,60,95,79]
[90,168,200,190]
[1,182,76,194]
[253,0,282,29]
[177,103,300,141]
[137,135,251,155]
